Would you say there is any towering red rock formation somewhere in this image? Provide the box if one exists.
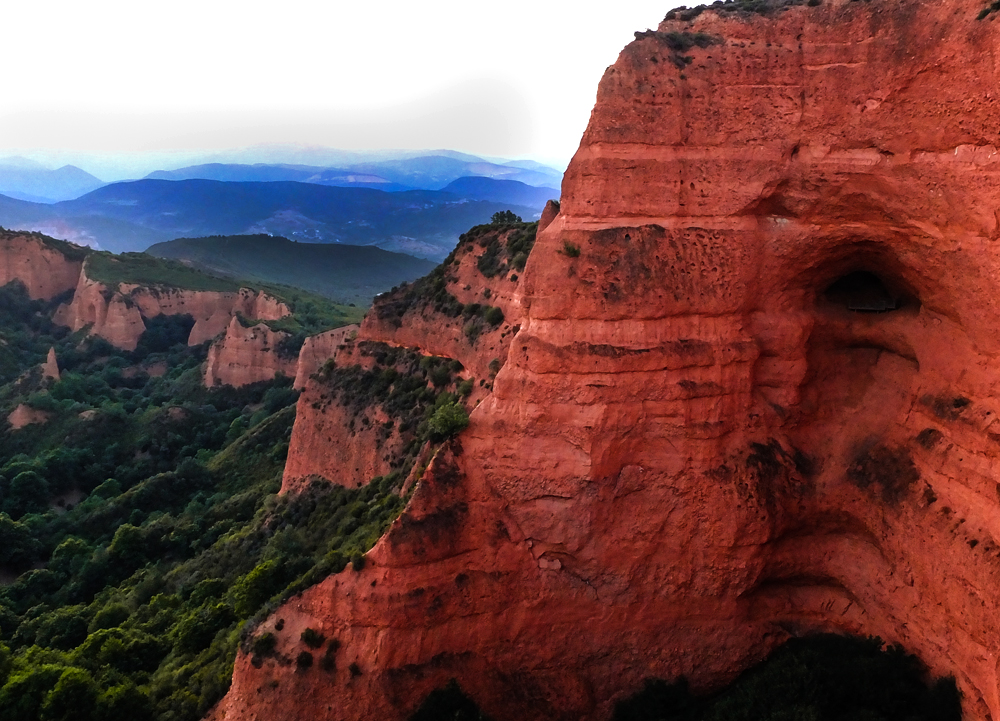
[0,231,85,300]
[41,348,60,383]
[54,271,146,350]
[213,1,1000,720]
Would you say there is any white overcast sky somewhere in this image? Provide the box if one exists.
[1,0,680,179]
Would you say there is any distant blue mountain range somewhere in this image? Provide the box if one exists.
[0,177,556,260]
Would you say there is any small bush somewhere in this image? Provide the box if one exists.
[463,322,481,343]
[301,627,325,648]
[296,651,313,670]
[428,402,470,441]
[490,210,522,225]
[250,632,277,658]
[319,644,338,672]
[483,306,504,326]
[561,241,581,258]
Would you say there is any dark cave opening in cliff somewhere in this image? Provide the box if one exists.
[824,271,901,313]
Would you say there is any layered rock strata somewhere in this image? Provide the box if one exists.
[214,1,1000,720]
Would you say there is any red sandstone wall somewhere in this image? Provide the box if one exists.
[0,233,84,300]
[213,2,1000,720]
[53,259,291,353]
[204,317,297,388]
[293,324,359,390]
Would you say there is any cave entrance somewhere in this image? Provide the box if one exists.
[823,271,899,313]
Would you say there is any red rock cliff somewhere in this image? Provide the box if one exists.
[204,317,298,388]
[293,324,360,390]
[214,1,1000,720]
[281,224,532,492]
[0,231,85,300]
[53,260,291,352]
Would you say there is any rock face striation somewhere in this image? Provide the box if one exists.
[213,1,1000,720]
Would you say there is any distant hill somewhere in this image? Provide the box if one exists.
[441,177,558,208]
[145,163,413,192]
[0,180,540,259]
[147,234,437,305]
[145,154,562,192]
[0,161,104,203]
[342,154,561,190]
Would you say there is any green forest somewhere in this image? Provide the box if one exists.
[0,281,402,721]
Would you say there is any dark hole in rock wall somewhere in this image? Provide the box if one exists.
[824,271,899,312]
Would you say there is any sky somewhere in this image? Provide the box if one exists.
[1,0,680,180]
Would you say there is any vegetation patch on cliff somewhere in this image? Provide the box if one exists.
[371,218,534,337]
[978,0,1000,19]
[665,0,820,21]
[315,340,471,456]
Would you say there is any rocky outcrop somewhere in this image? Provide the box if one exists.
[280,226,531,491]
[204,317,297,388]
[214,2,1000,721]
[7,404,50,430]
[53,271,146,350]
[124,285,289,345]
[361,226,528,381]
[293,324,359,390]
[53,260,291,352]
[0,231,85,300]
[41,348,59,383]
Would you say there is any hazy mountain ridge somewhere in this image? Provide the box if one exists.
[441,176,558,208]
[144,154,561,192]
[144,163,412,192]
[0,180,543,258]
[0,159,104,203]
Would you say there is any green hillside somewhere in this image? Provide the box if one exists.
[146,235,436,306]
[86,252,241,293]
[0,282,401,721]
